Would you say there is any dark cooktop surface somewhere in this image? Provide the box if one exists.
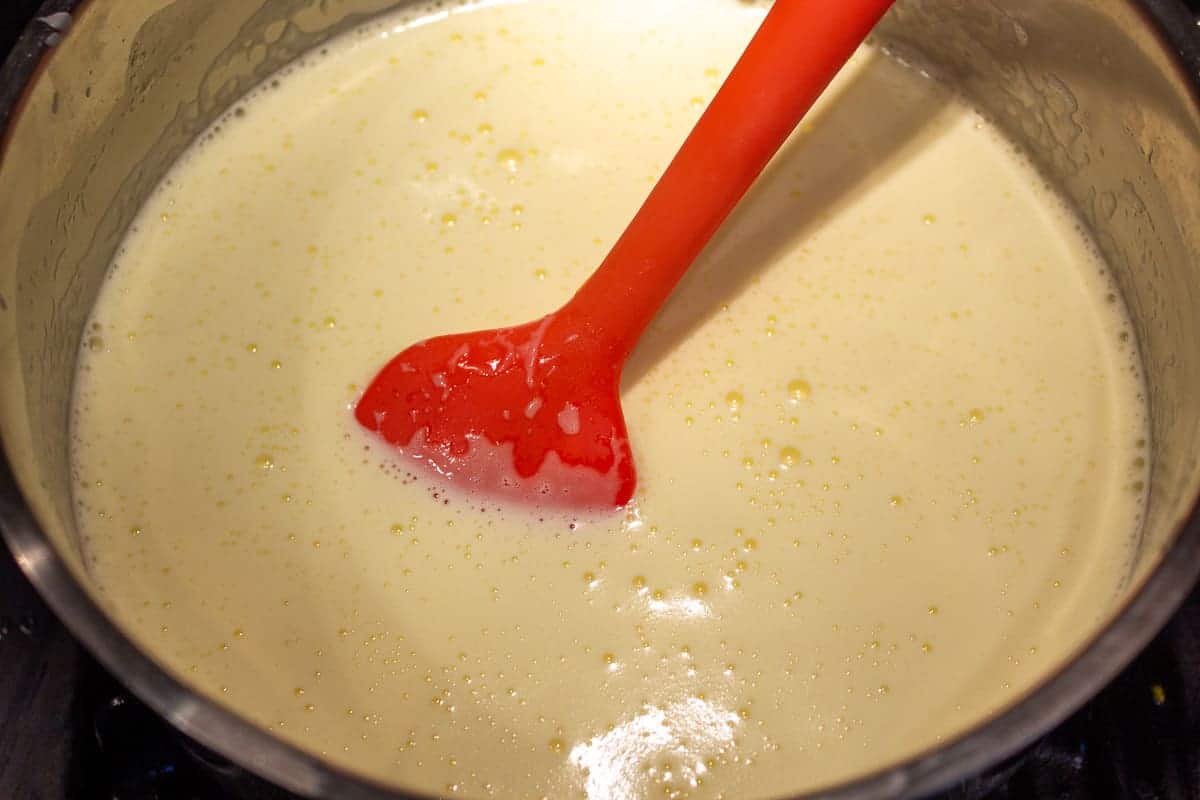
[2,2,1200,798]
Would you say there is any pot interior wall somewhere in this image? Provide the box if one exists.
[0,0,1197,748]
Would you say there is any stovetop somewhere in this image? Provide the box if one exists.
[2,2,1200,798]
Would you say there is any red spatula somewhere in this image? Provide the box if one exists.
[355,0,895,512]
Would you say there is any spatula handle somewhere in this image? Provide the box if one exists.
[564,0,896,357]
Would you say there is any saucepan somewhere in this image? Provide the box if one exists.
[1,1,1199,797]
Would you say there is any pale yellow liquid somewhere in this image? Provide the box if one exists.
[72,1,1149,798]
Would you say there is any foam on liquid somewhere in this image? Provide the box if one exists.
[71,1,1150,797]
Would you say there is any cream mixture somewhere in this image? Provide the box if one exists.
[71,0,1150,797]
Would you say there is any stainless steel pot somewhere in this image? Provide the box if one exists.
[1,1,1199,798]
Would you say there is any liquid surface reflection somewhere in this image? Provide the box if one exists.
[569,698,741,799]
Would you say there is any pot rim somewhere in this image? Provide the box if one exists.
[1,1,1199,798]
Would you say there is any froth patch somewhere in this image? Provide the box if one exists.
[365,428,628,526]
